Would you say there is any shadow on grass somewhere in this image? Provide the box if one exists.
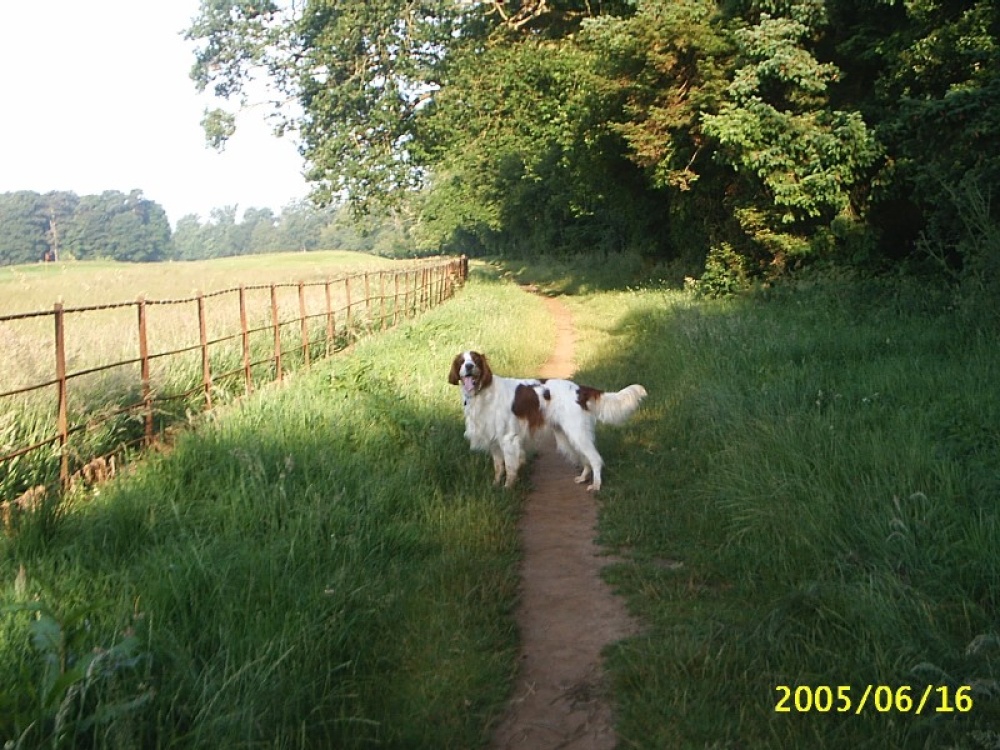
[489,251,673,295]
[0,353,521,749]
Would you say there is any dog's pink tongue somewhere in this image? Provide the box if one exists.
[462,376,475,394]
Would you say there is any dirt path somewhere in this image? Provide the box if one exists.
[491,296,638,750]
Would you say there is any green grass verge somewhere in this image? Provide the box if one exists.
[0,265,552,749]
[526,268,1000,749]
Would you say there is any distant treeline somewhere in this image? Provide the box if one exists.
[0,190,417,266]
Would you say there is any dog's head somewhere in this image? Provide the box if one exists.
[448,350,493,395]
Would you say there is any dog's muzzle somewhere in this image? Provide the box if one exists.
[460,368,478,395]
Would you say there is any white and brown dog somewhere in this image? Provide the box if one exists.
[448,350,647,491]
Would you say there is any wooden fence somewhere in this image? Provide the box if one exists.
[0,256,468,516]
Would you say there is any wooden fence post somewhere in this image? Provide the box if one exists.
[197,293,213,410]
[271,284,282,383]
[393,272,400,326]
[412,269,418,316]
[345,276,353,337]
[239,285,252,395]
[298,281,310,368]
[403,270,411,318]
[379,272,386,330]
[137,297,153,447]
[324,279,334,356]
[54,302,69,489]
[364,273,372,331]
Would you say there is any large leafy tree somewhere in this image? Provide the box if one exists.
[188,0,469,206]
[415,31,667,256]
[61,190,172,262]
[867,0,999,254]
[188,0,650,253]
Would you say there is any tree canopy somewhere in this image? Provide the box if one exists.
[188,0,1000,283]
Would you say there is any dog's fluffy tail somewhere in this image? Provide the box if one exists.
[590,384,647,425]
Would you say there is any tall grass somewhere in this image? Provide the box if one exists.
[0,265,553,748]
[0,251,400,314]
[533,269,1000,749]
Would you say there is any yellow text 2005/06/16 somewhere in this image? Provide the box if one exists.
[774,685,974,715]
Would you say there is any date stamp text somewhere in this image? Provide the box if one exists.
[774,685,974,715]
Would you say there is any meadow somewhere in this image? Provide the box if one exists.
[0,251,419,391]
[2,254,999,748]
[0,252,458,504]
[0,251,401,315]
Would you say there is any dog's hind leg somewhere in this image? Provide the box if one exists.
[566,432,604,492]
[553,427,585,479]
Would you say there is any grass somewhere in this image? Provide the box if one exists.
[0,264,552,748]
[5,249,998,748]
[514,264,1000,749]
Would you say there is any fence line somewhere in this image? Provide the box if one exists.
[0,256,468,517]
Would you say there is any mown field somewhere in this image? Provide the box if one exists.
[3,255,999,748]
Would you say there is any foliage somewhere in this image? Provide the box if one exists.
[416,35,668,257]
[186,0,1000,286]
[685,241,752,297]
[1,600,153,748]
[0,192,52,266]
[0,188,426,265]
[702,14,881,259]
[919,177,1000,330]
[171,201,425,260]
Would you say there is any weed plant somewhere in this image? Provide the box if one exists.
[0,266,552,748]
[538,269,1000,749]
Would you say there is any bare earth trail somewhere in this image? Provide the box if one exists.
[491,296,639,750]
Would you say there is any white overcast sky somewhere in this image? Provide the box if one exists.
[0,0,311,225]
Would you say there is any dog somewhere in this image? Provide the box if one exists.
[448,350,647,491]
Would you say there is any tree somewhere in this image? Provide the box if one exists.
[44,191,80,262]
[61,190,172,262]
[0,191,51,265]
[172,214,205,261]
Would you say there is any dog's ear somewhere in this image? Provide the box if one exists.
[447,353,462,385]
[476,352,493,388]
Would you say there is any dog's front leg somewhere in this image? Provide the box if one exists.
[501,436,524,489]
[490,447,506,486]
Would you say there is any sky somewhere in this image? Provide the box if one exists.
[0,1,311,225]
